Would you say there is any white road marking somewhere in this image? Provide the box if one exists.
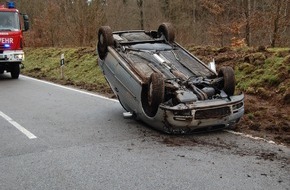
[224,130,284,146]
[21,75,118,102]
[0,111,37,139]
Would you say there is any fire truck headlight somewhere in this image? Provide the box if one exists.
[14,54,24,60]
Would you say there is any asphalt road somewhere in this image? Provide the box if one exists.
[0,74,289,190]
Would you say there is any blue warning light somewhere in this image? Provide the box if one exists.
[7,2,16,9]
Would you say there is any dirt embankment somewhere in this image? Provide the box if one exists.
[189,46,290,146]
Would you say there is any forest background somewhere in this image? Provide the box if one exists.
[5,0,290,48]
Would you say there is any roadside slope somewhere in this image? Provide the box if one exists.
[189,46,290,146]
[22,47,290,146]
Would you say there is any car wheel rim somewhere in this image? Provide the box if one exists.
[148,83,153,106]
[99,34,104,44]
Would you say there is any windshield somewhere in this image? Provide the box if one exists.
[0,11,20,31]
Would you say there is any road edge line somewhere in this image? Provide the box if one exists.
[20,75,118,102]
[224,129,285,146]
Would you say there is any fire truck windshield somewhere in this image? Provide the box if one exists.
[0,12,20,31]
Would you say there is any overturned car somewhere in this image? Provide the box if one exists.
[97,23,244,134]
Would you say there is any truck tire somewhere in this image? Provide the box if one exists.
[141,72,165,117]
[11,63,20,79]
[218,66,235,96]
[158,22,175,43]
[97,26,114,60]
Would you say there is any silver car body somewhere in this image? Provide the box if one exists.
[98,27,244,134]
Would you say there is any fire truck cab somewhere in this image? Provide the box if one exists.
[0,1,29,79]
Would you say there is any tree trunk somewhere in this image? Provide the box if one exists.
[271,0,282,47]
[137,0,144,30]
[244,0,251,46]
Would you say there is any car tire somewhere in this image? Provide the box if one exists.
[97,26,114,60]
[218,66,235,96]
[142,72,165,117]
[11,63,20,79]
[158,22,175,43]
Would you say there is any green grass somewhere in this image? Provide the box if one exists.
[267,47,290,52]
[22,47,290,97]
[22,47,110,93]
[235,50,289,94]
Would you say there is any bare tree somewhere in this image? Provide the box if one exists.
[12,0,290,47]
[243,0,252,46]
[61,0,105,46]
[137,0,144,29]
[270,0,290,47]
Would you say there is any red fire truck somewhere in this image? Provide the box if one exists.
[0,1,29,79]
